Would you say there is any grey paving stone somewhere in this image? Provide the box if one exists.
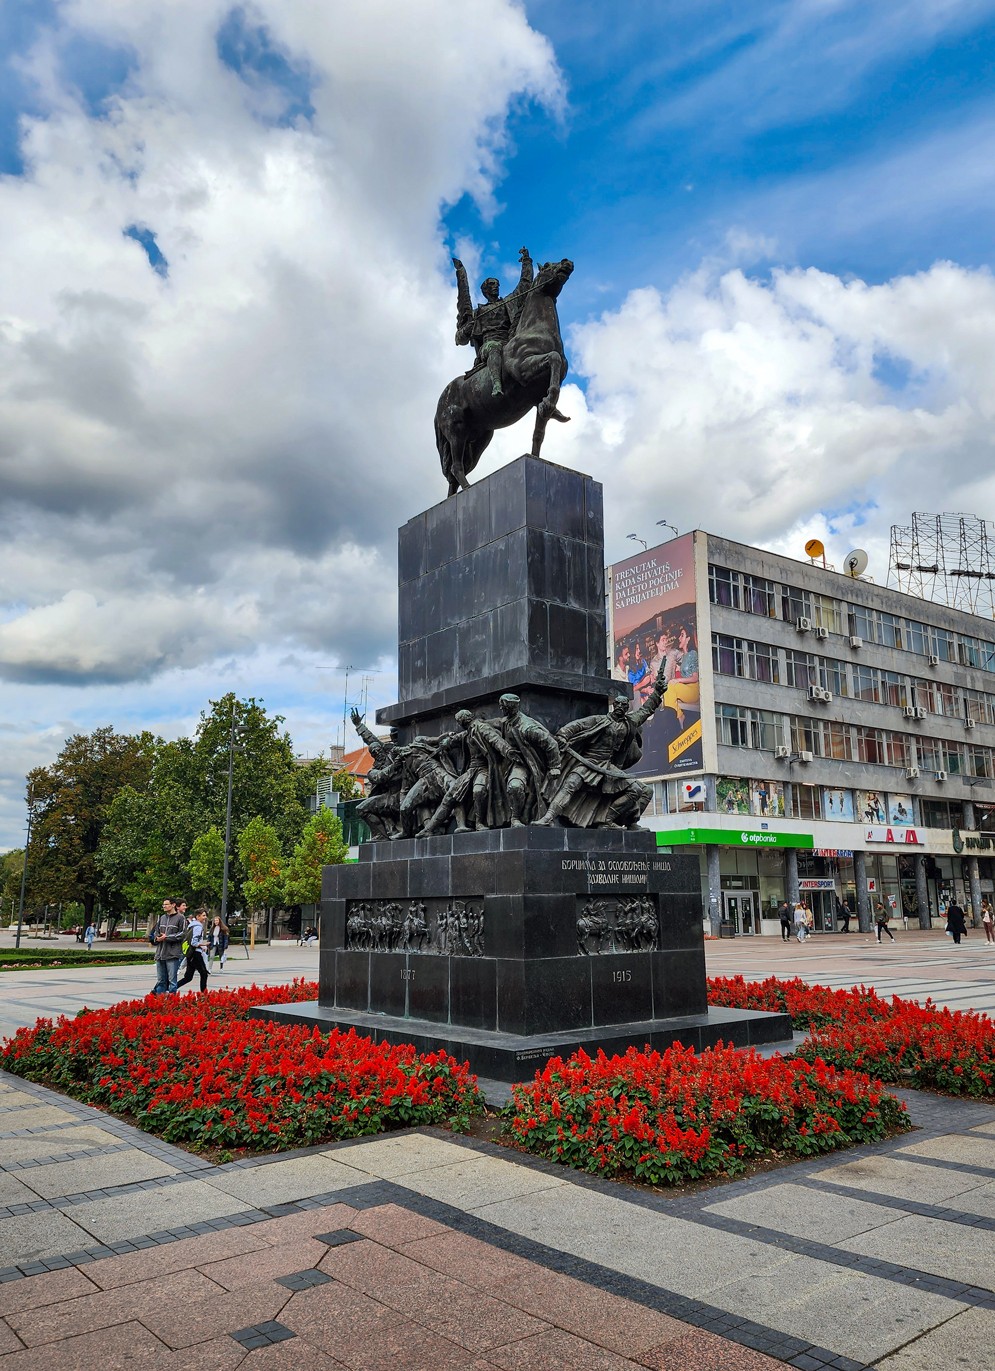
[0,1088,43,1109]
[0,1173,37,1207]
[706,1254,965,1366]
[896,1135,995,1171]
[62,1179,255,1243]
[207,1155,368,1206]
[943,1182,995,1221]
[475,1183,794,1297]
[0,1126,122,1163]
[0,1206,98,1264]
[875,1304,995,1369]
[396,1153,568,1210]
[329,1133,480,1178]
[818,1155,989,1204]
[0,1105,78,1131]
[841,1213,995,1289]
[704,1183,905,1244]
[17,1147,179,1201]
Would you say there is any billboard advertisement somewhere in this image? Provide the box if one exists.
[609,534,703,778]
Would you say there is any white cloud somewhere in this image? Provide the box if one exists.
[543,257,995,577]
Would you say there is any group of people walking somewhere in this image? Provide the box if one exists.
[149,898,229,996]
[776,894,994,946]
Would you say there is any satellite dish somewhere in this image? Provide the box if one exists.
[844,548,869,578]
[805,538,825,561]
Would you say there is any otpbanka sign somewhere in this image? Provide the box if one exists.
[864,826,922,845]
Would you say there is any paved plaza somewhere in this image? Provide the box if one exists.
[0,929,993,1369]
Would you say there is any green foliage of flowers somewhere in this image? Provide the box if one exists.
[504,1041,909,1186]
[0,980,483,1150]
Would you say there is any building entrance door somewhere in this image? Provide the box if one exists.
[722,891,759,935]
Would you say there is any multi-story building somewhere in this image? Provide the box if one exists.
[608,531,995,935]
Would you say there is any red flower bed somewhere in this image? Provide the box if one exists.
[708,975,995,1099]
[0,981,483,1150]
[505,1041,908,1186]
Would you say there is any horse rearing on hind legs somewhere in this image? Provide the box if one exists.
[435,257,573,496]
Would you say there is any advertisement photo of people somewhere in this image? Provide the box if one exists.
[609,535,703,778]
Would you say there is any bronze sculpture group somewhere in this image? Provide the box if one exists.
[436,246,572,495]
[352,664,668,841]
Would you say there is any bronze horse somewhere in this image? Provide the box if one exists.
[435,258,573,496]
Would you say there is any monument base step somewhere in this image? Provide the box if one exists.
[249,1001,794,1083]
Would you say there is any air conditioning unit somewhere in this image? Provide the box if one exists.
[808,685,822,702]
[820,688,834,702]
[913,706,927,719]
[774,745,791,760]
[798,750,814,763]
[903,705,917,718]
[928,654,940,666]
[814,626,829,640]
[966,718,976,730]
[905,766,920,780]
[849,635,863,649]
[935,769,947,781]
[796,616,813,632]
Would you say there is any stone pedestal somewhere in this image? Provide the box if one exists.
[254,458,793,1078]
[379,455,615,741]
[257,828,792,1081]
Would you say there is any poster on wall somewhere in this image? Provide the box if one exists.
[751,780,785,816]
[855,790,887,824]
[822,788,855,821]
[716,778,750,814]
[887,794,914,826]
[609,534,702,778]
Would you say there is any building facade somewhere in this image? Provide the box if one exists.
[608,532,995,935]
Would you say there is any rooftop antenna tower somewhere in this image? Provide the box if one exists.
[889,513,995,617]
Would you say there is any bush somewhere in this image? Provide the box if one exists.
[504,1041,909,1186]
[0,980,483,1148]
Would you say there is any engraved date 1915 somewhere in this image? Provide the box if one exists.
[611,969,632,983]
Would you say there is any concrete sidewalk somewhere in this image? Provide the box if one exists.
[0,937,993,1369]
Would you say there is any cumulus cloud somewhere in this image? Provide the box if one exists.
[524,256,995,576]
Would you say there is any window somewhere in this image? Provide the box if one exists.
[964,689,988,724]
[811,593,844,635]
[823,720,853,760]
[935,682,961,718]
[795,786,822,820]
[717,705,784,750]
[851,605,875,641]
[791,717,819,754]
[921,798,960,829]
[968,746,993,779]
[782,584,812,625]
[879,670,907,708]
[906,620,929,655]
[824,660,848,697]
[784,649,817,691]
[712,634,779,683]
[856,726,885,764]
[917,738,941,772]
[930,627,955,662]
[941,740,965,775]
[852,664,879,703]
[959,635,983,669]
[708,565,776,616]
[884,732,910,768]
[912,678,937,713]
[878,613,902,649]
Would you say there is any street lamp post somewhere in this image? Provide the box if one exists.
[656,519,679,540]
[627,533,648,551]
[14,795,34,951]
[219,699,237,929]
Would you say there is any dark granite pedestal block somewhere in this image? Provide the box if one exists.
[255,829,793,1081]
[379,455,616,741]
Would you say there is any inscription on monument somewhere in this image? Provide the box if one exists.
[345,898,483,957]
[576,895,659,956]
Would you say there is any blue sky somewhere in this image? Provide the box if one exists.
[1,0,994,848]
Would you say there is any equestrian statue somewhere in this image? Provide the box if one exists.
[435,246,573,495]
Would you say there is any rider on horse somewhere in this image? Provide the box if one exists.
[454,247,533,397]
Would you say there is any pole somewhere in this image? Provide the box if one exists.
[220,698,236,927]
[14,804,32,951]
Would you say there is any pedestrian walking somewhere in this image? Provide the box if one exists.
[793,902,808,942]
[149,899,186,995]
[875,901,895,942]
[981,898,994,945]
[207,915,229,971]
[177,906,210,991]
[804,902,815,935]
[778,901,792,941]
[837,896,851,934]
[946,901,967,946]
[83,921,97,951]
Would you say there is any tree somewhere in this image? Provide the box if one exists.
[187,827,226,905]
[332,768,361,801]
[283,807,348,908]
[237,816,284,915]
[25,728,156,924]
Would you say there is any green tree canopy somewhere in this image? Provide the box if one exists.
[187,827,226,905]
[26,728,156,922]
[283,807,348,908]
[237,816,284,911]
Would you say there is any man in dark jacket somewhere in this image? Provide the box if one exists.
[778,902,792,941]
[946,901,967,945]
[149,899,186,995]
